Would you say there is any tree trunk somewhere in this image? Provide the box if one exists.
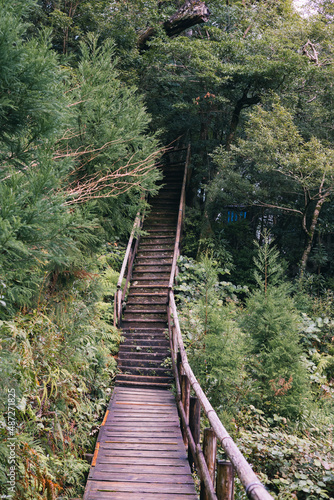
[226,90,260,150]
[138,1,210,50]
[300,196,327,273]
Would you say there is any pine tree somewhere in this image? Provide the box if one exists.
[242,233,310,419]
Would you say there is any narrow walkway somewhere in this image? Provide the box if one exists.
[84,387,197,499]
[84,149,198,499]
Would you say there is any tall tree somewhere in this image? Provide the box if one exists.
[226,98,334,273]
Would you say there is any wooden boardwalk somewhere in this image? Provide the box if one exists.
[84,386,197,500]
[84,149,197,499]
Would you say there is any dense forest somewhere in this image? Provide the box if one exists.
[0,0,333,498]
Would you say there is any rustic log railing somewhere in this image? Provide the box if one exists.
[114,210,144,328]
[167,146,274,500]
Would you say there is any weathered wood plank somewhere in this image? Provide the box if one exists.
[95,456,189,466]
[93,464,191,474]
[97,449,187,458]
[98,443,182,451]
[90,472,195,484]
[85,492,198,500]
[87,480,197,493]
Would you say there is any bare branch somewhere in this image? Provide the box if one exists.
[63,148,166,205]
[253,201,304,216]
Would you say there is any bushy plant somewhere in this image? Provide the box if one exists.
[176,255,248,415]
[241,234,311,419]
[234,406,334,500]
[0,256,121,499]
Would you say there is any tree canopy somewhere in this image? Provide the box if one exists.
[1,1,334,498]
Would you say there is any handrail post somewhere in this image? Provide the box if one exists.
[200,428,217,500]
[181,374,190,449]
[113,291,117,328]
[188,396,201,471]
[177,351,182,380]
[117,287,122,327]
[216,461,234,500]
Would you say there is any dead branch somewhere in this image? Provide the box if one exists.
[302,40,320,66]
[63,148,166,205]
[253,201,303,216]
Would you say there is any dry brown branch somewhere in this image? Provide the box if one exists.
[63,148,166,205]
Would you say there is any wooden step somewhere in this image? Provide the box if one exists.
[126,297,167,305]
[136,250,173,257]
[119,346,169,354]
[125,306,167,313]
[122,321,167,330]
[142,227,175,233]
[118,358,168,369]
[128,286,169,294]
[132,273,170,280]
[133,265,171,272]
[134,258,172,266]
[121,341,169,350]
[138,243,174,250]
[141,235,175,242]
[118,365,172,376]
[126,291,168,298]
[115,374,172,387]
[123,314,167,322]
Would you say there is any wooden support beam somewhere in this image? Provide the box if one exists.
[181,374,190,448]
[216,460,234,500]
[200,428,217,500]
[188,396,201,471]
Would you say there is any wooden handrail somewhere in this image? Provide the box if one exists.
[114,210,144,327]
[168,292,273,500]
[117,212,141,290]
[169,143,191,289]
[167,144,274,500]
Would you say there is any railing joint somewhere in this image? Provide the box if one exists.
[246,483,268,497]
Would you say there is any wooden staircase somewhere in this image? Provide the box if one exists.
[84,146,274,500]
[83,148,198,500]
[115,156,185,389]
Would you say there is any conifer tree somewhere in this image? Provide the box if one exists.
[242,233,310,419]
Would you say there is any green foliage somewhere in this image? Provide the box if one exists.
[176,255,248,414]
[0,2,66,164]
[235,406,334,500]
[241,235,311,418]
[0,258,121,499]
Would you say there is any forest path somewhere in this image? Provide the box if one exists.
[84,149,197,499]
[84,386,197,499]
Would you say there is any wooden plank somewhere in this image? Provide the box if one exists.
[114,402,175,406]
[87,480,197,494]
[105,419,180,424]
[92,464,191,474]
[91,442,100,467]
[103,439,181,445]
[101,410,109,426]
[90,471,195,484]
[102,425,180,431]
[85,492,198,500]
[96,450,187,458]
[98,443,181,451]
[101,432,181,439]
[95,456,189,466]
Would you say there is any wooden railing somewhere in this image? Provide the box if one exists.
[167,146,274,500]
[114,210,144,328]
